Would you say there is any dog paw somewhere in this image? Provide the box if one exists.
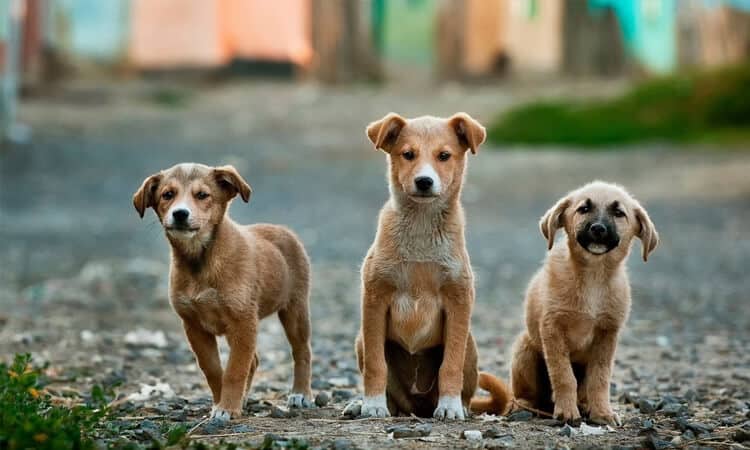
[342,398,362,418]
[433,395,466,421]
[287,393,313,408]
[209,406,233,423]
[360,394,390,418]
[589,408,621,427]
[553,399,581,425]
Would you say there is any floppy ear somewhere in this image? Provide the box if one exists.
[448,112,486,154]
[539,196,571,250]
[634,205,659,262]
[214,165,252,202]
[366,113,407,153]
[133,173,162,218]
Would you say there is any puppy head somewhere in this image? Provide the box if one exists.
[540,181,658,262]
[133,163,251,243]
[366,112,485,204]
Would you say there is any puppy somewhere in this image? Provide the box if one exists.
[510,181,658,425]
[133,163,313,421]
[349,112,510,420]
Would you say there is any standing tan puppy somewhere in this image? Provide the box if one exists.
[510,181,658,425]
[348,113,510,420]
[133,163,313,421]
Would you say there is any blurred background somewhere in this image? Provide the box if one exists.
[0,1,749,445]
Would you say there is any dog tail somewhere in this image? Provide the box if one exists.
[470,371,512,415]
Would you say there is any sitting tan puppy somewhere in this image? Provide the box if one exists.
[349,112,510,420]
[133,163,313,421]
[510,181,658,425]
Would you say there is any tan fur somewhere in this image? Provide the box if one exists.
[133,163,313,419]
[355,112,509,419]
[510,181,658,425]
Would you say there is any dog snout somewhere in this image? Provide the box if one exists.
[414,176,434,192]
[589,222,607,237]
[172,208,190,223]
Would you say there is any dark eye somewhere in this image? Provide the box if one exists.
[162,191,174,200]
[196,191,209,200]
[576,205,590,214]
[402,150,415,161]
[438,151,451,162]
[613,209,626,218]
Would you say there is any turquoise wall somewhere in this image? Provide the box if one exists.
[590,0,676,74]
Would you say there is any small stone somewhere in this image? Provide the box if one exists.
[332,389,355,401]
[731,428,750,443]
[642,419,654,430]
[168,410,187,422]
[328,377,351,387]
[270,405,295,418]
[332,438,356,450]
[621,391,640,405]
[536,418,564,427]
[342,399,362,418]
[315,391,330,407]
[507,410,533,422]
[483,428,509,439]
[639,399,657,414]
[659,403,686,417]
[462,430,483,441]
[559,424,575,437]
[231,424,253,433]
[312,379,332,390]
[646,435,674,450]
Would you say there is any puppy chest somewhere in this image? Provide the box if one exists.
[387,293,444,354]
[171,288,229,335]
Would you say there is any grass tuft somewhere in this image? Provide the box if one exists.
[488,64,750,148]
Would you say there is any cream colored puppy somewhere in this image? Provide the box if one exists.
[511,181,658,426]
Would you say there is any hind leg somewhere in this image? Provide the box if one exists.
[511,332,551,413]
[278,297,313,408]
[461,333,479,412]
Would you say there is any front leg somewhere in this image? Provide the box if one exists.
[434,282,473,421]
[540,317,580,423]
[585,328,621,426]
[212,316,258,421]
[183,321,223,404]
[359,282,393,418]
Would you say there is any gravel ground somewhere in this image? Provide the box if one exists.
[1,79,749,449]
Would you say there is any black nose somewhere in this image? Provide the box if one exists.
[590,223,607,237]
[414,177,434,192]
[172,209,189,222]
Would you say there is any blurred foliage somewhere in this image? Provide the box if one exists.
[0,354,309,449]
[488,63,750,147]
[0,354,106,450]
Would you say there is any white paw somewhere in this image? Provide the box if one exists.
[209,406,232,423]
[433,395,466,420]
[287,393,313,408]
[360,394,390,418]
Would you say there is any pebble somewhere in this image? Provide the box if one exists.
[315,391,330,407]
[483,428,510,439]
[231,424,253,433]
[646,434,674,450]
[507,410,533,422]
[642,419,654,430]
[559,424,575,437]
[270,405,296,418]
[312,379,332,390]
[462,430,483,441]
[639,399,657,414]
[332,389,355,401]
[332,439,356,450]
[388,423,432,439]
[659,403,687,417]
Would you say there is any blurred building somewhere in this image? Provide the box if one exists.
[2,0,750,88]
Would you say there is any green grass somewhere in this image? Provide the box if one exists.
[0,353,311,450]
[488,64,750,148]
